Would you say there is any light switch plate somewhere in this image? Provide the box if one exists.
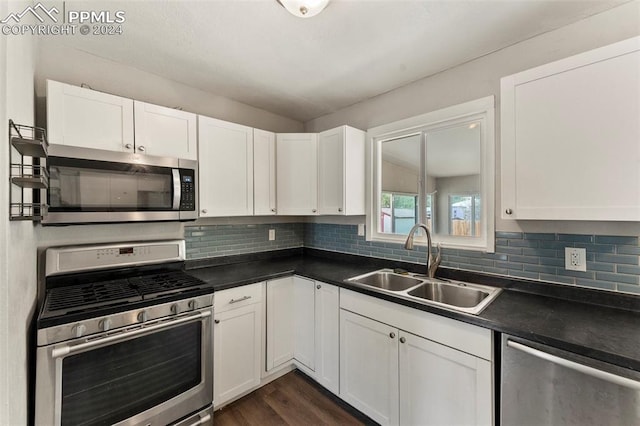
[565,247,586,272]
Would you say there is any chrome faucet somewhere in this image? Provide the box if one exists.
[404,223,442,278]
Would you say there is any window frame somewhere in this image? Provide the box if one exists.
[365,96,495,252]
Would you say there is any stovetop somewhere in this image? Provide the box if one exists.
[38,267,211,330]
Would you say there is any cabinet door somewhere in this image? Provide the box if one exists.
[501,37,640,221]
[198,116,254,217]
[399,331,492,426]
[293,276,315,371]
[276,133,318,215]
[213,303,262,407]
[266,277,294,371]
[133,101,197,160]
[315,282,340,395]
[340,310,399,426]
[318,127,345,215]
[253,129,277,215]
[47,79,134,152]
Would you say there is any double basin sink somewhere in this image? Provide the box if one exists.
[345,269,501,315]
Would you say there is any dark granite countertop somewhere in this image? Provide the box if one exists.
[186,248,640,372]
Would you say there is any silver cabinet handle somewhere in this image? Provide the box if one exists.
[271,208,276,213]
[316,284,321,289]
[124,143,133,150]
[338,208,343,212]
[229,295,252,304]
[312,209,317,213]
[506,340,640,390]
[185,413,212,426]
[52,310,211,358]
[201,209,208,214]
[137,145,146,152]
[214,319,220,324]
[505,208,513,215]
[399,337,406,343]
[389,332,396,339]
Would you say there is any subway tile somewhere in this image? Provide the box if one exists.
[557,269,595,280]
[496,231,523,239]
[482,267,509,275]
[524,233,556,241]
[616,283,640,295]
[617,265,640,275]
[508,255,540,265]
[483,253,508,261]
[496,246,523,255]
[508,240,539,248]
[522,248,557,258]
[496,261,523,271]
[540,274,575,285]
[574,243,616,254]
[575,279,616,291]
[558,234,594,243]
[467,258,496,267]
[539,241,569,250]
[586,262,615,273]
[595,253,639,265]
[523,264,557,274]
[594,235,639,246]
[595,272,639,285]
[616,245,640,255]
[496,239,509,247]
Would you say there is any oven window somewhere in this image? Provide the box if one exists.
[61,322,202,426]
[48,161,173,212]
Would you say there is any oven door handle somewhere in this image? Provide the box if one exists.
[51,310,211,359]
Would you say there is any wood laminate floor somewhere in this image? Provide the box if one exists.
[213,371,372,425]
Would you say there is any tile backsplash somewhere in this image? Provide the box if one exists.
[185,222,640,295]
[185,223,304,259]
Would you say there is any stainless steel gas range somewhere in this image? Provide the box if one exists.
[35,240,213,426]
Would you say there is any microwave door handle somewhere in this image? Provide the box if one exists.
[172,169,181,210]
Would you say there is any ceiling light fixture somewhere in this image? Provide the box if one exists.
[278,0,330,18]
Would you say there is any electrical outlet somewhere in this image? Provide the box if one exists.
[565,247,586,272]
[268,229,276,241]
[357,224,365,236]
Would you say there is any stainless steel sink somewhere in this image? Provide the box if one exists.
[350,271,423,291]
[345,269,501,315]
[407,281,490,308]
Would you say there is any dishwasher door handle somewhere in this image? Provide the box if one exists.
[506,339,640,390]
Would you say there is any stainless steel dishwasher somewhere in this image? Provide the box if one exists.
[501,334,640,426]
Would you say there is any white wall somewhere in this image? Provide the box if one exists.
[305,2,640,236]
[36,39,303,133]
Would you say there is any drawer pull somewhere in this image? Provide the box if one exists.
[229,295,252,304]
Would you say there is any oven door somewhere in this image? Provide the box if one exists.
[35,309,213,426]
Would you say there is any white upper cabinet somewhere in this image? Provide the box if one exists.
[253,129,277,215]
[276,133,318,215]
[47,79,134,152]
[133,101,197,160]
[198,116,254,217]
[318,126,366,215]
[501,36,640,221]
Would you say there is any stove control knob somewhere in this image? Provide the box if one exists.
[72,324,86,338]
[99,319,112,332]
[170,304,180,315]
[137,311,148,323]
[188,300,197,311]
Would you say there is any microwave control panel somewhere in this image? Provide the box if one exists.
[179,170,196,211]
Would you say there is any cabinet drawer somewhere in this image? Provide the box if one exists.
[215,282,263,313]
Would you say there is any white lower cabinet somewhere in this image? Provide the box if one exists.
[265,277,295,371]
[293,276,315,370]
[399,330,492,426]
[213,283,263,408]
[340,288,493,426]
[340,310,400,425]
[314,281,340,395]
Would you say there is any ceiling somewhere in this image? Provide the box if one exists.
[53,0,626,122]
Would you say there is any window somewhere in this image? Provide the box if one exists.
[367,96,495,252]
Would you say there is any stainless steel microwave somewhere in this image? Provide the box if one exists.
[43,145,198,225]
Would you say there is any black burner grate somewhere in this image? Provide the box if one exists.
[43,271,206,318]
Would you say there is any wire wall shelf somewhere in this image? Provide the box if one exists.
[8,120,49,221]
